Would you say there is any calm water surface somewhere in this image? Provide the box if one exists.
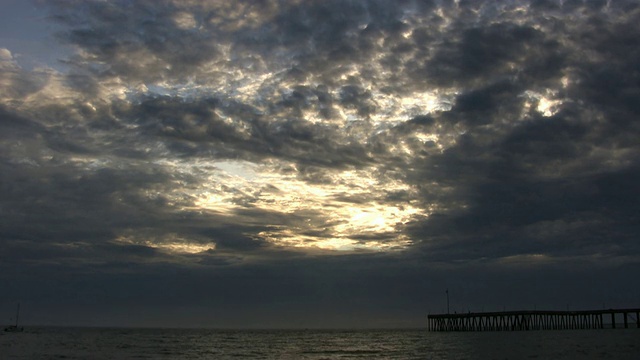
[1,327,638,359]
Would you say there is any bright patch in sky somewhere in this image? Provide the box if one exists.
[522,90,563,117]
[183,159,426,251]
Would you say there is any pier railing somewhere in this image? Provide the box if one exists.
[427,308,640,331]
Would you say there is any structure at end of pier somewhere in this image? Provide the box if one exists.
[427,308,640,331]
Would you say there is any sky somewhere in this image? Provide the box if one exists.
[1,0,639,329]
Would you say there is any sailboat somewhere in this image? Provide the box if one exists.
[4,303,24,332]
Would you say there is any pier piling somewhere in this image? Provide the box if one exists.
[427,308,640,331]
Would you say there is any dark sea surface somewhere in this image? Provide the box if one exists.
[1,327,638,359]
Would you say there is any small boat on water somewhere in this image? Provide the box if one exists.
[4,303,24,332]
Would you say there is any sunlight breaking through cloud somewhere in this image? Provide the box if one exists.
[176,159,428,251]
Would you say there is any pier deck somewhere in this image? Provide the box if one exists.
[427,308,640,331]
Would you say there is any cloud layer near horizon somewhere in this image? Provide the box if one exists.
[1,0,639,327]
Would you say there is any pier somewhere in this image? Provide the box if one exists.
[427,308,640,331]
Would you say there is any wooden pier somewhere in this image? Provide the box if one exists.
[427,308,640,331]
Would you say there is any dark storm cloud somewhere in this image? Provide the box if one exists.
[2,0,640,328]
[372,1,640,265]
[406,94,640,260]
[421,23,544,86]
[47,0,223,83]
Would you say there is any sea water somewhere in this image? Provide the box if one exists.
[1,327,638,359]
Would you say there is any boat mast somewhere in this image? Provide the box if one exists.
[15,303,20,327]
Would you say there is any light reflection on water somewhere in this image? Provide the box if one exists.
[1,327,638,359]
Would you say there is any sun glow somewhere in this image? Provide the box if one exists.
[522,90,563,117]
[158,158,426,252]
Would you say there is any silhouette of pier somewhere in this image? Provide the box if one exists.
[427,308,640,331]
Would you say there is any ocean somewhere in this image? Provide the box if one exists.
[1,327,638,359]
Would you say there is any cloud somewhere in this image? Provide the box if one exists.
[2,0,635,255]
[1,0,640,327]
